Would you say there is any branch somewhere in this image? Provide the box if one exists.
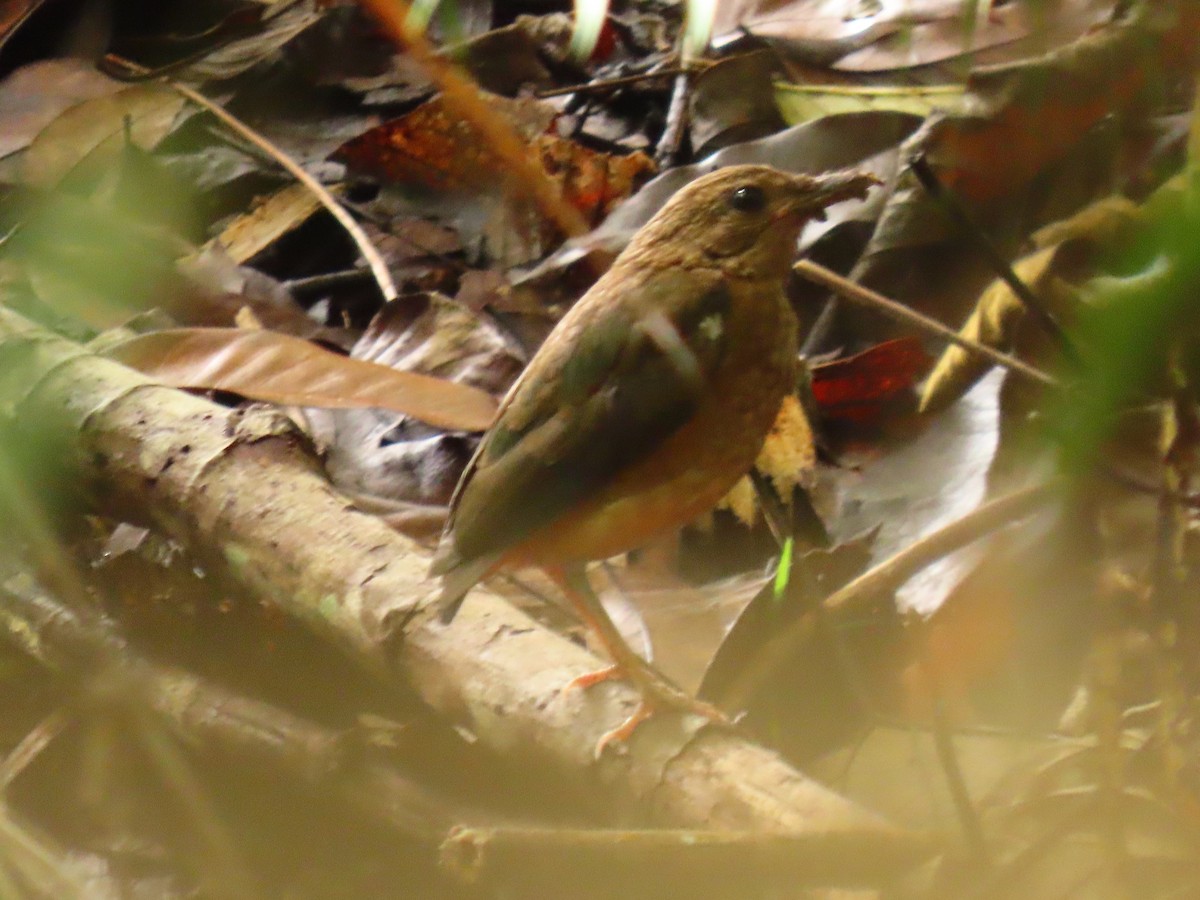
[0,309,921,881]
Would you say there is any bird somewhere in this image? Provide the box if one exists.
[430,164,878,754]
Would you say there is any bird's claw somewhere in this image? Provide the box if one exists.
[561,664,622,696]
[563,660,730,757]
[593,701,654,759]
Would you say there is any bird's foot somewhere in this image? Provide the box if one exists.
[593,701,654,758]
[561,664,622,694]
[563,658,729,757]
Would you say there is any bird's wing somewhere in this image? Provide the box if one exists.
[435,266,732,570]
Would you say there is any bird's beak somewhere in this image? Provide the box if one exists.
[789,170,881,221]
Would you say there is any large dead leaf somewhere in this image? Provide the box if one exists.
[919,6,1197,207]
[843,4,1199,331]
[22,83,187,188]
[832,0,1111,73]
[103,327,498,431]
[718,0,1110,72]
[0,59,122,162]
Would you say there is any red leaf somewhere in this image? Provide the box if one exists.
[811,337,932,424]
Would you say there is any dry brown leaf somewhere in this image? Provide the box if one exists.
[104,327,497,432]
[23,83,186,188]
[211,183,324,264]
[0,59,123,161]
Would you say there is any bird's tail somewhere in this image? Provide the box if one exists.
[430,552,499,624]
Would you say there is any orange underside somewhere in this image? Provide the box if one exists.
[493,277,796,574]
[501,383,774,569]
[504,464,737,568]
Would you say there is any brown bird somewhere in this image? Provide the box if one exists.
[431,164,877,753]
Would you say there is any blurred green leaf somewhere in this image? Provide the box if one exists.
[775,83,962,127]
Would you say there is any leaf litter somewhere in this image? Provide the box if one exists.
[1,0,1200,896]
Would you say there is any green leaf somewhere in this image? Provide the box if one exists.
[774,82,962,128]
[773,536,794,602]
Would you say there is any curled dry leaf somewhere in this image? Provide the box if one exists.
[919,194,1144,414]
[849,6,1199,326]
[918,6,1198,207]
[103,326,498,432]
[918,246,1060,415]
[177,1,323,82]
[690,51,786,156]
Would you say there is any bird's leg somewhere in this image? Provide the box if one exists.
[549,565,728,754]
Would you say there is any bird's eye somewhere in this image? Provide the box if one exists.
[729,184,767,213]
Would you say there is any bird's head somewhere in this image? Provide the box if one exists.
[625,165,879,279]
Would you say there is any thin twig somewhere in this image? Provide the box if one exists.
[357,0,589,241]
[712,482,1056,711]
[0,711,68,788]
[284,269,375,295]
[537,66,693,99]
[928,686,991,864]
[749,467,792,549]
[132,711,264,900]
[793,259,1059,388]
[656,70,691,168]
[103,54,399,303]
[908,154,1081,366]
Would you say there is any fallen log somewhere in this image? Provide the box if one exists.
[0,308,926,884]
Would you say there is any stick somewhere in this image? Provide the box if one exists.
[793,259,1059,388]
[537,66,693,99]
[908,154,1081,367]
[103,54,399,303]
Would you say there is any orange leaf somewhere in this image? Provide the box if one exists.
[331,95,653,223]
[105,327,497,432]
